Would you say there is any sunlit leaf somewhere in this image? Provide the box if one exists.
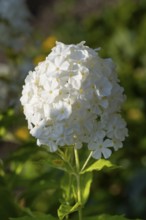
[72,172,93,205]
[80,159,115,174]
[81,172,92,204]
[58,202,81,220]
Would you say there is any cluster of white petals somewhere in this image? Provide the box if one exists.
[20,41,128,159]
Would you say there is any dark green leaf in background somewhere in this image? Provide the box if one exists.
[9,213,57,220]
[84,214,141,220]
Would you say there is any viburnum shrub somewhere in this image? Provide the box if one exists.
[20,42,128,220]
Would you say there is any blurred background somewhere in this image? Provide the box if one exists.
[0,0,146,219]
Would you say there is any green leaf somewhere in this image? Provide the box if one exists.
[80,159,115,174]
[36,149,74,173]
[81,172,92,204]
[58,202,81,220]
[72,172,93,205]
[10,217,33,220]
[35,150,67,172]
[9,213,57,220]
[84,214,141,220]
[61,173,74,203]
[0,186,20,219]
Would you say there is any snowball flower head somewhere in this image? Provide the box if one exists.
[20,41,128,159]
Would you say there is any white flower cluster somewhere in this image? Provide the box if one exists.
[20,41,128,159]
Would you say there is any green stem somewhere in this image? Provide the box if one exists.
[65,215,69,220]
[74,149,80,172]
[74,149,82,220]
[57,149,75,173]
[80,151,93,172]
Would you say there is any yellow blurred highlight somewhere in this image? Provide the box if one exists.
[0,159,5,176]
[8,108,14,116]
[0,169,5,176]
[33,55,45,65]
[10,162,23,174]
[127,108,144,121]
[14,126,30,141]
[15,164,23,174]
[42,36,57,52]
[0,127,6,137]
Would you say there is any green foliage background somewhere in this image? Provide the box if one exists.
[0,0,146,219]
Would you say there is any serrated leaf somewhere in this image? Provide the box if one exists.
[9,213,57,220]
[58,202,81,220]
[80,159,114,174]
[84,214,140,220]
